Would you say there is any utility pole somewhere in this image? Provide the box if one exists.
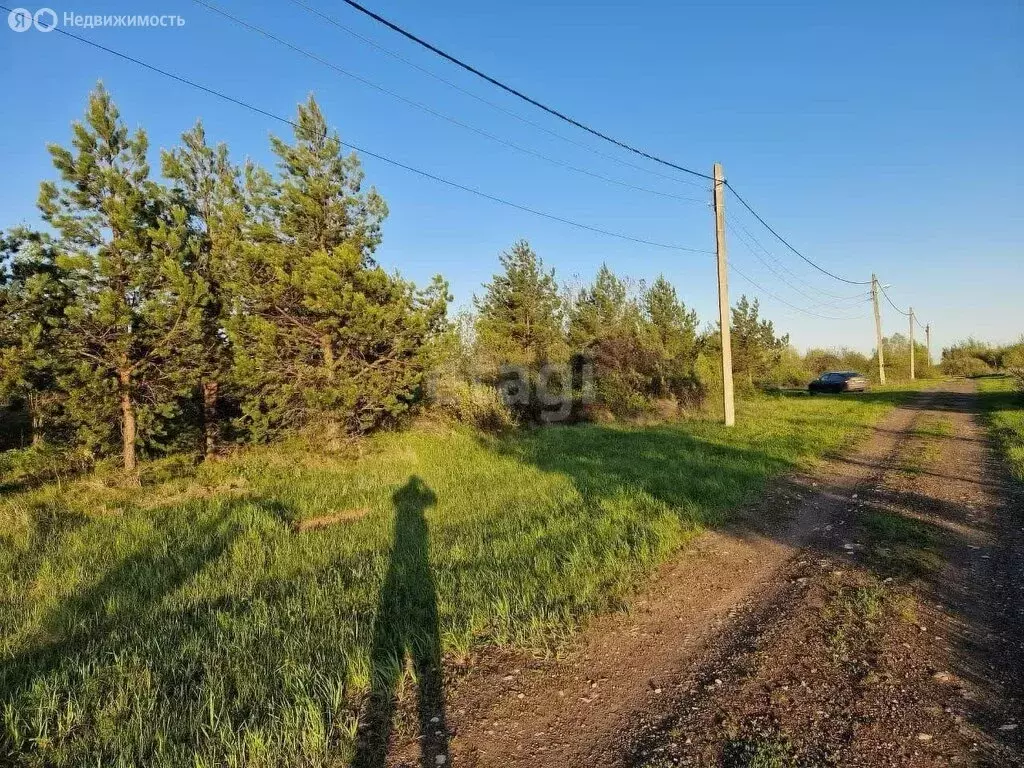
[712,163,735,427]
[871,273,886,384]
[909,307,916,380]
[925,324,932,371]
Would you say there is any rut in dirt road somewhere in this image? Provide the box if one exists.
[381,381,1023,768]
[621,380,1024,767]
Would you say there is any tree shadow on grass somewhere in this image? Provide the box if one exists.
[354,475,448,768]
[0,502,243,757]
[484,423,803,533]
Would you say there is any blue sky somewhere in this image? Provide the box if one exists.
[2,0,1021,355]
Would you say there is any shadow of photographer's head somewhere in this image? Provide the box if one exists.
[392,475,436,514]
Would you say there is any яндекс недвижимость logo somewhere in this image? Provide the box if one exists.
[7,8,184,31]
[8,7,56,31]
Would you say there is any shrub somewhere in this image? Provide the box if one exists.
[428,376,515,431]
[941,355,993,378]
[0,443,93,488]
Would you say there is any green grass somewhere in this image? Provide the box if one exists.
[722,733,799,768]
[898,415,952,476]
[0,388,918,767]
[978,375,1024,482]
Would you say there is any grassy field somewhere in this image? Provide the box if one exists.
[0,386,924,767]
[978,374,1024,481]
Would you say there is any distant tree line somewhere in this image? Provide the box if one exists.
[940,337,1024,379]
[0,84,959,476]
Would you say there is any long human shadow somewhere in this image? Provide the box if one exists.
[354,476,448,768]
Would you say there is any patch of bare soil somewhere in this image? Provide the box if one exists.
[383,381,1023,767]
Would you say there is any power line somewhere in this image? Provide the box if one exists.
[193,0,706,204]
[724,184,871,286]
[332,0,714,182]
[287,0,709,190]
[15,16,713,255]
[728,261,870,321]
[729,214,869,301]
[727,220,870,309]
[326,0,880,300]
[879,283,911,316]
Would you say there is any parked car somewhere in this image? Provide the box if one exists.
[808,371,868,394]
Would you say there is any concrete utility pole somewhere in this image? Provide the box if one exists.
[909,307,916,380]
[926,324,932,370]
[871,274,886,384]
[712,163,735,427]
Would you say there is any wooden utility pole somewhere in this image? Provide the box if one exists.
[909,307,916,380]
[712,163,735,427]
[925,324,932,371]
[871,273,886,384]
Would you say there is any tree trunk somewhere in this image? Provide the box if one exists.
[27,393,43,447]
[202,379,219,458]
[118,368,137,472]
[321,334,335,382]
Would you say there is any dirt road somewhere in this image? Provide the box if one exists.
[391,380,1024,767]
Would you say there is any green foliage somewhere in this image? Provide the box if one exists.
[706,296,790,392]
[804,346,872,377]
[473,240,568,419]
[568,264,647,416]
[38,84,206,470]
[978,375,1024,483]
[428,377,516,431]
[0,443,94,489]
[1,86,450,469]
[941,355,992,377]
[0,229,71,444]
[161,121,246,456]
[227,97,449,439]
[562,268,703,418]
[641,276,702,406]
[941,337,1024,380]
[941,337,1003,369]
[879,333,931,380]
[474,240,567,370]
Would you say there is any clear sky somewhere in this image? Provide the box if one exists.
[2,0,1021,355]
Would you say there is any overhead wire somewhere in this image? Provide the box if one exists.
[724,184,871,286]
[190,0,704,204]
[727,221,871,310]
[879,283,911,316]
[192,0,707,204]
[327,0,886,296]
[331,0,716,182]
[16,3,934,331]
[287,0,711,190]
[14,15,714,255]
[727,214,870,301]
[727,261,871,321]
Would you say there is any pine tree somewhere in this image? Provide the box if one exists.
[228,96,448,436]
[567,263,632,352]
[474,240,567,370]
[729,296,789,388]
[566,264,649,413]
[162,122,244,456]
[0,228,71,444]
[38,84,205,472]
[642,275,700,403]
